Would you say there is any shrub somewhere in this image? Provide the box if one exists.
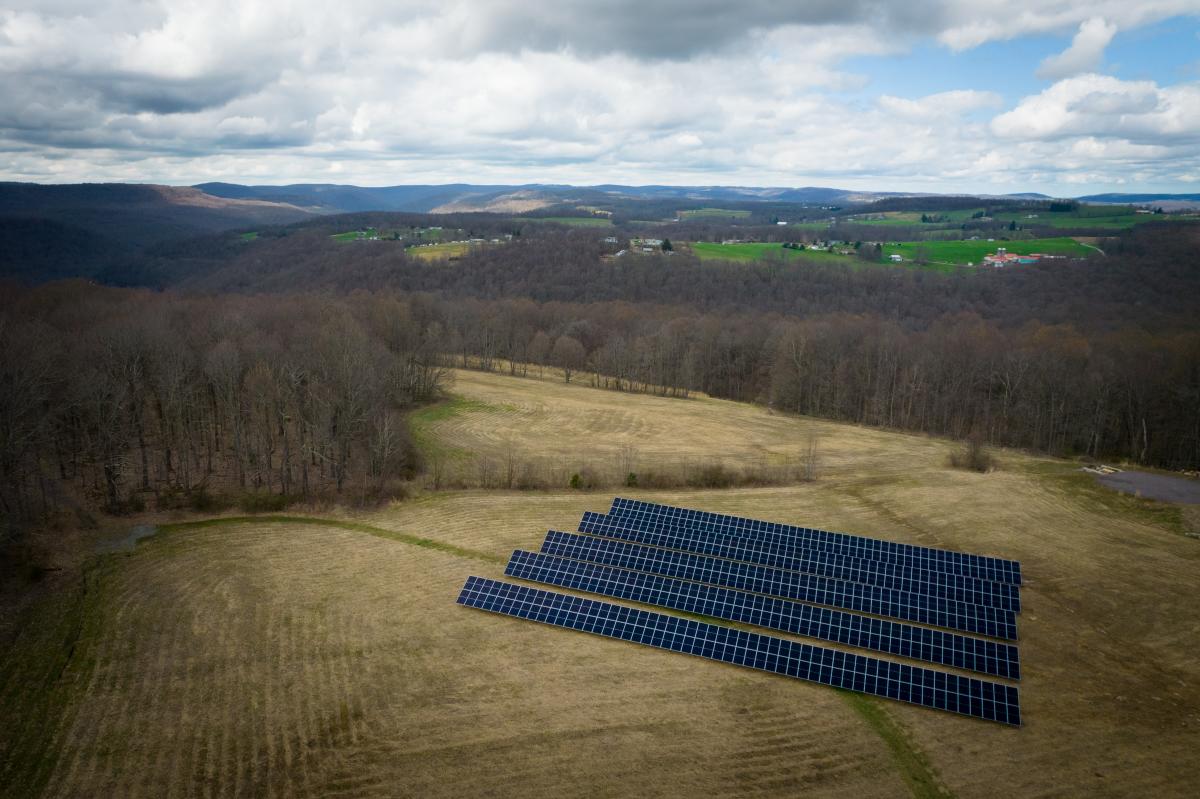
[949,438,995,473]
[569,472,582,489]
[237,491,290,513]
[624,472,638,487]
[189,488,233,513]
[687,462,737,488]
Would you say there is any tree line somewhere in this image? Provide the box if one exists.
[3,273,1197,541]
[0,284,445,534]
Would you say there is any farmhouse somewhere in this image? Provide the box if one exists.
[889,254,904,262]
[983,247,1040,267]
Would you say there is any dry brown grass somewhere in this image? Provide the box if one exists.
[414,368,957,488]
[5,368,1200,797]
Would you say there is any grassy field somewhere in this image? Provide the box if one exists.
[989,208,1163,230]
[882,237,1093,265]
[4,368,1199,797]
[840,210,983,228]
[679,208,751,220]
[406,241,473,261]
[840,207,1178,232]
[689,241,847,265]
[530,216,613,227]
[331,228,379,241]
[688,241,949,272]
[334,227,457,243]
[238,231,258,241]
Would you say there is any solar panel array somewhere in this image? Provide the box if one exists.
[577,514,1021,615]
[459,576,1022,726]
[506,549,1020,679]
[610,497,1023,585]
[456,498,1024,725]
[542,530,1016,640]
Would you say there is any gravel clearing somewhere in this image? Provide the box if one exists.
[1096,470,1200,504]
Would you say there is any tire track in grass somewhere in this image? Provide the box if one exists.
[24,514,943,797]
[168,515,945,797]
[159,515,505,565]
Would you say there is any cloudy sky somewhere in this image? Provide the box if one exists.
[2,1,1199,193]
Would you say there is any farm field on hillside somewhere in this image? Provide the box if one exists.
[689,241,846,264]
[333,226,457,243]
[990,208,1165,229]
[882,237,1093,265]
[4,368,1198,797]
[841,209,983,227]
[527,216,613,227]
[406,241,474,260]
[679,208,751,219]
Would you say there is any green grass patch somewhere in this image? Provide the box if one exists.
[407,395,505,461]
[839,209,984,228]
[690,242,846,264]
[0,564,106,798]
[679,208,751,220]
[840,692,954,799]
[990,208,1164,230]
[332,228,379,241]
[541,216,614,227]
[689,241,915,271]
[881,237,1092,266]
[239,231,258,241]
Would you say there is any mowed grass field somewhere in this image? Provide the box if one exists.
[841,210,983,227]
[530,216,613,227]
[990,207,1170,230]
[406,241,473,261]
[4,368,1200,797]
[689,241,847,265]
[679,208,751,220]
[882,237,1093,265]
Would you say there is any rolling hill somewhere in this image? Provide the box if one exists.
[3,367,1197,797]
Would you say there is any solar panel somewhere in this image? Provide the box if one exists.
[507,550,1020,679]
[544,530,1017,640]
[611,497,1023,585]
[579,514,1021,617]
[457,576,1021,726]
[608,498,1022,586]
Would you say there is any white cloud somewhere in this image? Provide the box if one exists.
[934,1,1197,50]
[0,1,1198,192]
[1037,17,1119,80]
[991,74,1200,141]
[878,90,1003,120]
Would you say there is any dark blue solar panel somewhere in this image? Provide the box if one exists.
[458,576,1021,726]
[579,514,1021,617]
[507,550,1020,679]
[610,498,1022,586]
[545,530,1017,640]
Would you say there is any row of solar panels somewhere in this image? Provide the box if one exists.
[610,497,1023,585]
[457,499,1023,725]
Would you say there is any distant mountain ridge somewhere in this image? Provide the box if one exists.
[193,182,922,214]
[191,181,1073,214]
[0,181,316,282]
[1076,193,1200,203]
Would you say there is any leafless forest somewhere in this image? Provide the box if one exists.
[2,216,1197,536]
